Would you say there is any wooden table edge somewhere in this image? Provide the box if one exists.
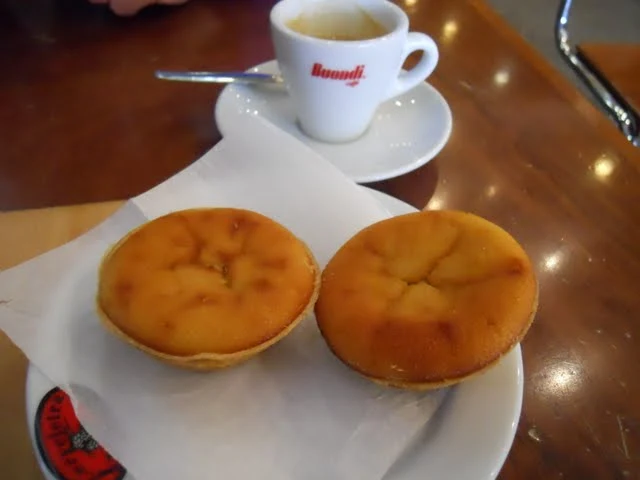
[0,200,124,271]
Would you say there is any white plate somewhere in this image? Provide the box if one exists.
[26,188,522,480]
[215,60,453,183]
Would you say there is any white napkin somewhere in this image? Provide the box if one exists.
[0,114,446,480]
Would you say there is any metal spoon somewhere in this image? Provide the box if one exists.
[155,70,284,85]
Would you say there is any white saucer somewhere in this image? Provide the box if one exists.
[215,60,453,183]
[25,188,522,480]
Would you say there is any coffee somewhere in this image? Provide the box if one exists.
[286,7,388,41]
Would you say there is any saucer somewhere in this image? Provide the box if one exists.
[215,60,453,183]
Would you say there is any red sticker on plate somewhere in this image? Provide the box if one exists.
[35,387,126,480]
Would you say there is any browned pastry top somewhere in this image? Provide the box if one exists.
[315,210,537,388]
[98,208,318,358]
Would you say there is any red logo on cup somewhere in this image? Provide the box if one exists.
[35,387,126,480]
[310,63,365,87]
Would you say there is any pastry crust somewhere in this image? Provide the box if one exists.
[315,210,538,389]
[97,208,320,370]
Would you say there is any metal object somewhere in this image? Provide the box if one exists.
[155,70,284,85]
[555,0,639,146]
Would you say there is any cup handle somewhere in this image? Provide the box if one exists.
[384,32,439,101]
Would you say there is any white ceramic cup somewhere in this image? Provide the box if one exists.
[270,0,439,143]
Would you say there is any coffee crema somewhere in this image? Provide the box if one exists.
[286,8,388,41]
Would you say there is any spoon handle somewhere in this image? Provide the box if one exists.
[155,70,283,85]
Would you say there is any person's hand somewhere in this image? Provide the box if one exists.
[89,0,190,17]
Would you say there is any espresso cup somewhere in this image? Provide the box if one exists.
[270,0,439,143]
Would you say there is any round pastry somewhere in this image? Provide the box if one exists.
[315,210,538,390]
[97,208,320,370]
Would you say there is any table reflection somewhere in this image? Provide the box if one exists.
[441,20,458,43]
[494,69,511,87]
[534,357,585,402]
[542,250,564,273]
[592,154,616,180]
[485,184,498,198]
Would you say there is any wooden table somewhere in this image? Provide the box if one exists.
[1,0,639,478]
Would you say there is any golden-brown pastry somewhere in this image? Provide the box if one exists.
[315,210,538,390]
[97,208,320,370]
